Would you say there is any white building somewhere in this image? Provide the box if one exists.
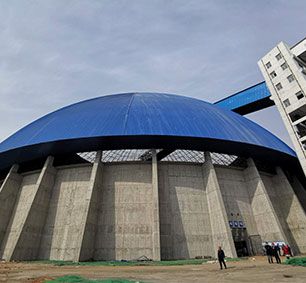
[258,38,306,175]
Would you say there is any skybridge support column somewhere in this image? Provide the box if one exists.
[244,158,288,247]
[78,151,103,261]
[0,165,22,256]
[152,149,161,261]
[1,156,56,261]
[204,152,237,258]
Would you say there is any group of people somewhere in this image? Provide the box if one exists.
[217,242,293,270]
[264,242,292,264]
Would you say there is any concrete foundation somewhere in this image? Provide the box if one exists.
[0,152,306,261]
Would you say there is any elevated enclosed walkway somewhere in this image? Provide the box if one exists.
[214,82,274,115]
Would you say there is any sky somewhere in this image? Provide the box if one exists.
[0,0,305,147]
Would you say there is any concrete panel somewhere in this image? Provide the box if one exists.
[262,168,306,253]
[95,163,153,261]
[291,176,306,213]
[151,150,161,261]
[0,165,22,257]
[204,152,237,258]
[215,167,258,234]
[159,163,213,259]
[79,151,103,261]
[39,164,92,261]
[0,171,40,260]
[215,166,261,254]
[244,159,287,245]
[1,157,305,261]
[10,157,57,260]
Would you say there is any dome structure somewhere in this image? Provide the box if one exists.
[1,92,306,264]
[0,92,296,171]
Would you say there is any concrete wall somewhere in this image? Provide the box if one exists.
[215,167,258,237]
[1,155,306,261]
[0,172,40,260]
[10,157,57,260]
[243,159,288,250]
[95,163,154,261]
[39,164,92,261]
[79,151,103,261]
[203,153,237,258]
[159,163,214,259]
[262,168,306,253]
[215,164,302,255]
[291,175,306,213]
[0,165,22,253]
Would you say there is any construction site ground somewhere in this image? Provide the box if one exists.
[0,256,305,283]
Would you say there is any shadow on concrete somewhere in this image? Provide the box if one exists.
[0,177,25,259]
[94,169,115,260]
[158,165,189,260]
[291,176,306,213]
[171,187,190,259]
[37,170,61,259]
[38,167,91,259]
[253,173,300,254]
[79,165,102,261]
[268,176,300,254]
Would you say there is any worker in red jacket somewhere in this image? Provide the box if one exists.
[282,244,292,259]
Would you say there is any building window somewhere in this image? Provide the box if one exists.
[287,74,295,83]
[276,53,282,60]
[276,83,283,90]
[270,71,277,78]
[281,62,288,70]
[266,62,272,69]
[296,91,304,100]
[283,99,290,107]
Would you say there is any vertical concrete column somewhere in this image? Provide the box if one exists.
[0,165,22,256]
[151,149,161,261]
[78,151,103,261]
[203,152,237,258]
[1,156,56,260]
[273,167,306,253]
[244,158,288,244]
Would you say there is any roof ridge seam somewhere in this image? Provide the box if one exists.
[123,93,136,134]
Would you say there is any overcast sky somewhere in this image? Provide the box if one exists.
[0,0,305,146]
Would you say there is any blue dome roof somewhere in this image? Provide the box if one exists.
[0,92,295,169]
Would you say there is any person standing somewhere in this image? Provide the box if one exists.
[264,242,273,263]
[283,244,290,259]
[275,243,281,257]
[272,243,281,264]
[217,246,227,270]
[283,244,293,259]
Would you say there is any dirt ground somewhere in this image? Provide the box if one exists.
[0,256,305,283]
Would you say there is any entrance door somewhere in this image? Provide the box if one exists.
[231,228,249,257]
[234,240,249,257]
